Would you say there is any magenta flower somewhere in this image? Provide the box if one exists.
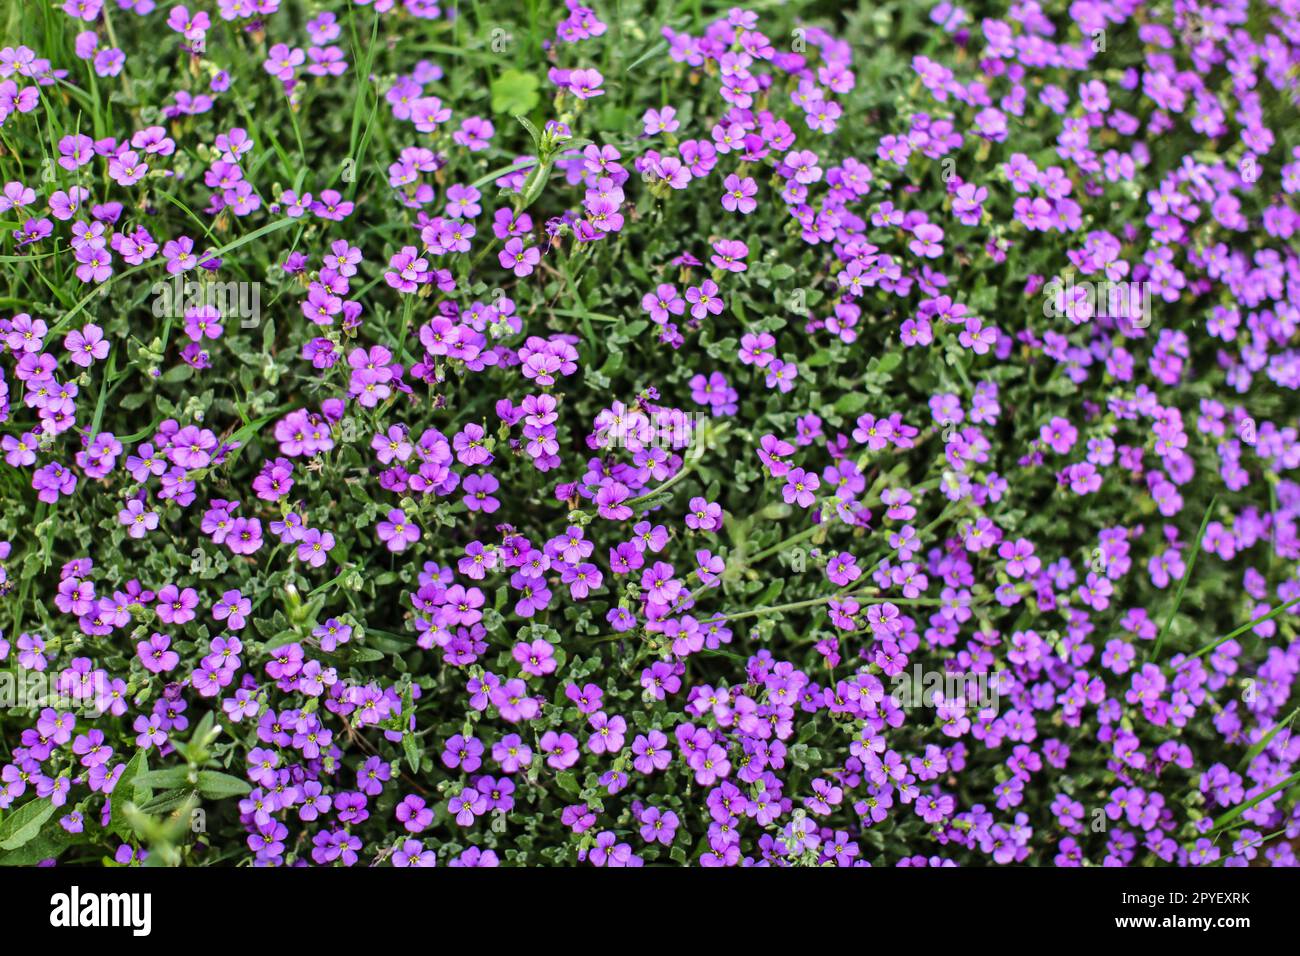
[498,237,541,277]
[782,467,820,508]
[377,509,421,553]
[721,173,758,214]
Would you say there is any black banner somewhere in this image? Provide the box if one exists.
[2,864,1279,938]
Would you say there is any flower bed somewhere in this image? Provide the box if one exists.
[0,0,1299,867]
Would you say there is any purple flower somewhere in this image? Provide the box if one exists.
[377,509,421,553]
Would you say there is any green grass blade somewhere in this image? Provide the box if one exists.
[1150,494,1217,661]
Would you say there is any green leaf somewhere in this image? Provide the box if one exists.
[833,392,870,415]
[626,39,669,72]
[403,732,421,774]
[518,159,555,211]
[874,351,903,374]
[136,789,198,816]
[119,749,150,798]
[366,630,413,654]
[490,70,540,115]
[263,629,304,652]
[0,824,78,865]
[514,114,543,153]
[111,749,151,838]
[135,767,193,791]
[196,771,253,799]
[0,799,56,851]
[192,710,217,746]
[754,578,784,608]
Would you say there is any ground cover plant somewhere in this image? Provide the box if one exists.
[0,0,1298,868]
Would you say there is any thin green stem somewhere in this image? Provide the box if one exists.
[1150,494,1217,661]
[626,460,697,508]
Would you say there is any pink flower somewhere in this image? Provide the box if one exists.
[263,43,304,81]
[566,68,604,99]
[765,358,799,393]
[721,174,758,214]
[64,324,109,367]
[782,467,820,508]
[376,509,421,552]
[498,237,540,277]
